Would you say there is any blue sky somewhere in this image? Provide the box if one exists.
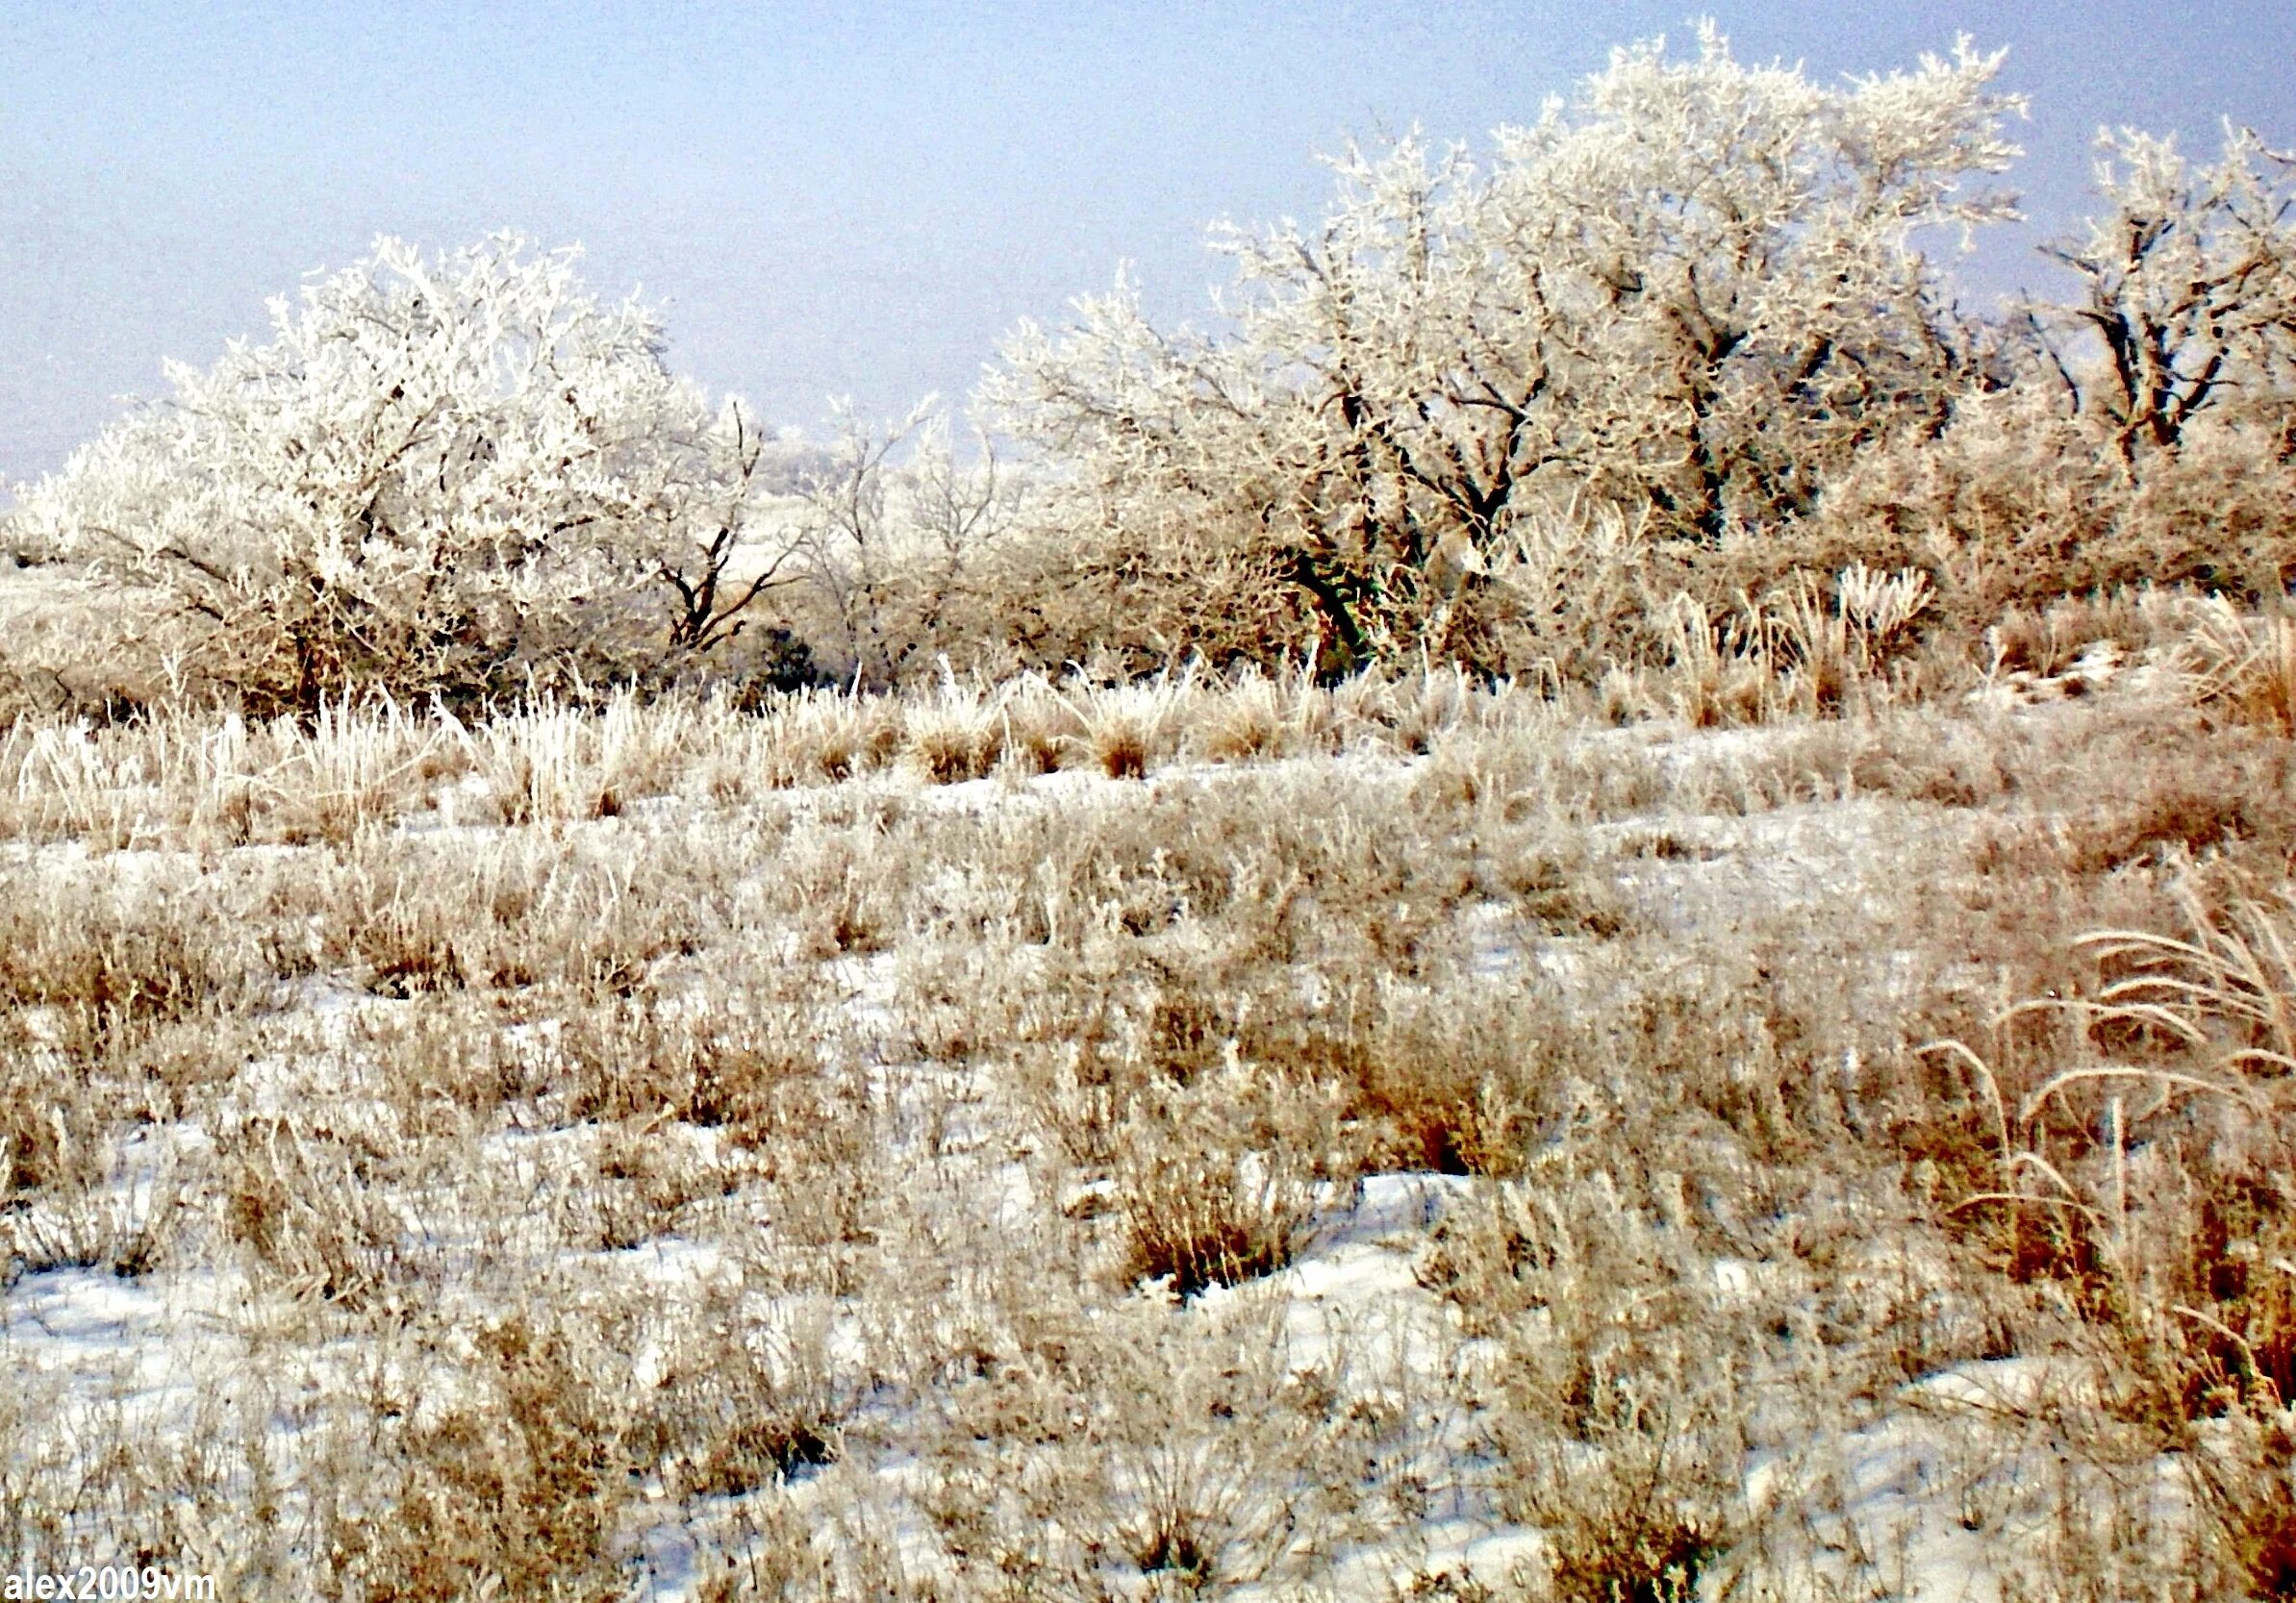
[3,2,2293,479]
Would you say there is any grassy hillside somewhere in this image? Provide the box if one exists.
[1,651,2291,1599]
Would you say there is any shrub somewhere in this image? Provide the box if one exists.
[1806,385,2296,625]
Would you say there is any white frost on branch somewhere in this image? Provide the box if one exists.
[983,26,2023,666]
[14,234,797,709]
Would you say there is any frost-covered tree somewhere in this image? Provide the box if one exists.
[13,234,795,711]
[2031,124,2296,461]
[1804,123,2296,616]
[985,26,2021,670]
[774,401,1018,688]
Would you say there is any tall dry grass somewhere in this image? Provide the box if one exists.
[0,638,2291,1597]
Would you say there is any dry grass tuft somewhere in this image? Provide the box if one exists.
[1913,887,2296,1593]
[903,666,1011,784]
[1061,673,1186,778]
[2174,598,2296,738]
[320,1313,632,1602]
[1113,1100,1313,1297]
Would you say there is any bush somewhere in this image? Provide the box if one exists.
[1804,386,2296,625]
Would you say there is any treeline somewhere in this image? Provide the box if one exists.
[9,26,2296,715]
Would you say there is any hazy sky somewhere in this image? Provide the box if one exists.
[4,2,2294,480]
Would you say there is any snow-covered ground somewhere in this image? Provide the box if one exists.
[0,688,2272,1599]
